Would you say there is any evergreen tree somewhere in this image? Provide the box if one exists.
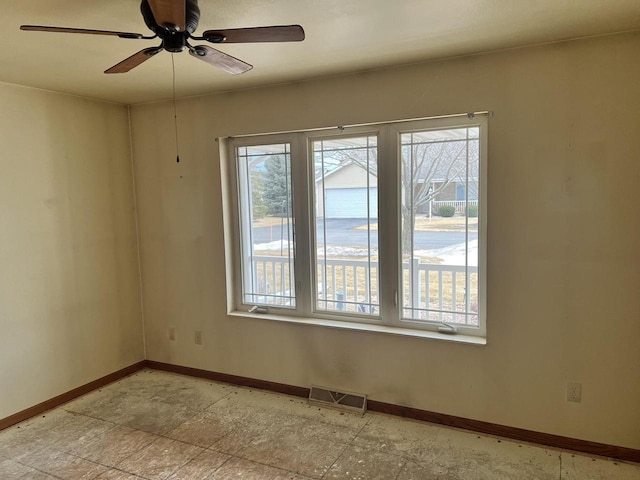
[262,154,292,216]
[250,170,267,219]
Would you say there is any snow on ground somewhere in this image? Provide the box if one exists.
[254,241,378,258]
[417,239,478,266]
[254,240,294,251]
[254,239,477,266]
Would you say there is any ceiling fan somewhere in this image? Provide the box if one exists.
[20,0,305,75]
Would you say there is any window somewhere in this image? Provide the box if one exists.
[225,114,486,338]
[400,126,480,328]
[236,143,295,307]
[313,136,379,315]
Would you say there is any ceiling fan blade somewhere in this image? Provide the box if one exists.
[202,25,305,43]
[147,0,186,31]
[189,45,252,75]
[21,25,144,39]
[105,47,163,74]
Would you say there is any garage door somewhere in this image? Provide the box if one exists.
[325,188,378,218]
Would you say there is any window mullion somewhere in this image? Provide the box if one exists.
[377,124,400,326]
[291,133,312,317]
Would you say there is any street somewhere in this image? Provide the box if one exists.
[252,218,477,250]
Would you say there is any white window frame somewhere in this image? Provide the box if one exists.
[222,114,487,340]
[307,127,383,324]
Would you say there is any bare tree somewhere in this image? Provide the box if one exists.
[327,138,475,252]
[400,141,467,252]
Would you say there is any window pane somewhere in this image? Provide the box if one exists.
[237,144,295,307]
[400,127,479,326]
[313,136,379,315]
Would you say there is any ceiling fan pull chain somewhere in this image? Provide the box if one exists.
[172,53,180,163]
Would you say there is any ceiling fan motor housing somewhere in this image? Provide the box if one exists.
[140,0,200,37]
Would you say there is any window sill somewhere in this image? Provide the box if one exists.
[228,311,486,346]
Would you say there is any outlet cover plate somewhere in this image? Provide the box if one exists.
[567,382,582,403]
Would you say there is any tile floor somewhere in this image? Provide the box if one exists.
[0,370,638,479]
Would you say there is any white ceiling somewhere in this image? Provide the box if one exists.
[4,0,640,105]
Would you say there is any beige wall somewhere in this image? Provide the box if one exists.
[0,83,144,419]
[130,32,640,449]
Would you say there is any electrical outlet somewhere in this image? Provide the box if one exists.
[567,382,582,403]
[194,330,202,345]
[168,327,176,342]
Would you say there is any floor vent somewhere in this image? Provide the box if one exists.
[308,385,367,414]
